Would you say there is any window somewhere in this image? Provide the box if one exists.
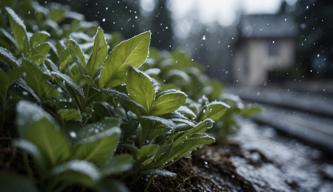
[268,41,279,56]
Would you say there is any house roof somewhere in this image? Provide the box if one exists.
[239,14,297,39]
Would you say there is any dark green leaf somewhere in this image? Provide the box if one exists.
[51,71,84,96]
[16,101,70,166]
[0,46,18,67]
[14,139,46,169]
[0,172,38,192]
[5,7,29,52]
[22,60,58,98]
[136,144,159,165]
[52,160,100,187]
[101,154,133,176]
[73,118,121,165]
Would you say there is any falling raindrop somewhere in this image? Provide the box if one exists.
[202,35,206,41]
[102,18,106,22]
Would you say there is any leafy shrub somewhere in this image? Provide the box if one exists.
[0,1,259,191]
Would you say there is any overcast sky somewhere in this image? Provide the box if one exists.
[142,0,296,25]
[141,0,296,38]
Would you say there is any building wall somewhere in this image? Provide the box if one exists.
[233,38,295,86]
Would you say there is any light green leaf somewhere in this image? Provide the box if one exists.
[127,66,155,112]
[5,7,29,52]
[30,42,51,64]
[0,172,38,192]
[52,160,100,188]
[73,118,121,165]
[99,31,151,88]
[101,154,133,176]
[200,101,230,121]
[151,89,187,115]
[30,31,50,48]
[16,101,70,166]
[87,27,107,75]
[239,105,262,117]
[57,108,82,122]
[68,39,86,65]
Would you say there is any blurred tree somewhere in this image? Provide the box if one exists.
[46,0,142,38]
[150,0,173,50]
[294,0,333,78]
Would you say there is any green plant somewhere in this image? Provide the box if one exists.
[0,2,244,191]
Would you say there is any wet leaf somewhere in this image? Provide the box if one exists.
[5,7,29,52]
[99,31,151,88]
[126,66,155,112]
[200,101,230,121]
[16,101,70,166]
[151,89,187,115]
[87,27,107,75]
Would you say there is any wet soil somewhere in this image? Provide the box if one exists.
[140,120,333,192]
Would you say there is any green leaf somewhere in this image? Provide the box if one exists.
[22,60,58,98]
[68,39,86,65]
[30,42,51,64]
[16,101,70,166]
[52,160,100,188]
[239,105,262,117]
[5,7,29,52]
[0,172,38,192]
[174,119,214,145]
[14,139,46,169]
[0,68,21,101]
[97,180,129,192]
[87,27,107,75]
[151,90,187,115]
[0,46,18,67]
[200,101,230,121]
[99,31,151,88]
[30,31,50,48]
[127,66,155,112]
[140,116,176,130]
[170,135,215,162]
[104,89,145,115]
[136,144,160,163]
[101,154,133,176]
[57,108,82,122]
[51,71,84,96]
[73,118,121,165]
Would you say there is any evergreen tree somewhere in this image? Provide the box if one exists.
[150,0,173,50]
[294,0,333,77]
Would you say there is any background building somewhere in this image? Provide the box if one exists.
[233,14,297,86]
